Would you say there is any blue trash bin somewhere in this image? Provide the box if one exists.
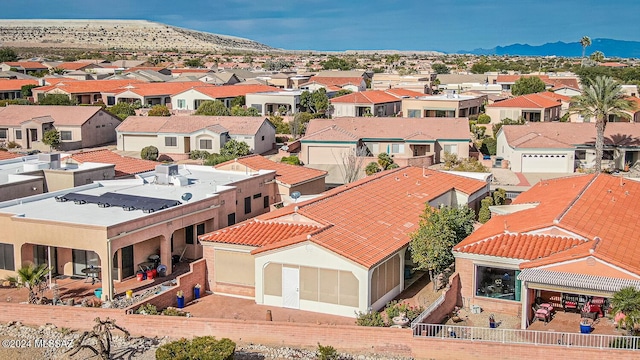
[177,296,185,309]
[194,287,201,299]
[580,324,592,334]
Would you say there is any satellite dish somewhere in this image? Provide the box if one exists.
[181,193,193,202]
[291,191,301,203]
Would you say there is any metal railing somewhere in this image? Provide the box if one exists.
[410,293,445,328]
[412,323,640,351]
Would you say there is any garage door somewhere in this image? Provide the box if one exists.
[121,135,157,151]
[521,153,569,173]
[307,146,351,165]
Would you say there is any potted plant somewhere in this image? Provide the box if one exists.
[194,284,201,300]
[625,162,631,172]
[176,290,184,309]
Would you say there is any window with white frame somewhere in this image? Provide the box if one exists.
[407,109,420,118]
[177,99,186,109]
[165,137,177,147]
[443,144,458,155]
[14,129,22,140]
[199,139,212,149]
[391,143,405,154]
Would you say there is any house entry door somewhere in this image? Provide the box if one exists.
[121,245,134,279]
[282,267,300,309]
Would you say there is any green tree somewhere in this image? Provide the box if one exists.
[365,162,381,175]
[194,100,230,116]
[141,146,159,161]
[21,84,38,97]
[156,336,236,360]
[431,63,450,74]
[230,105,260,116]
[0,47,18,62]
[477,114,491,124]
[147,104,171,116]
[231,95,245,108]
[610,286,640,335]
[5,264,51,303]
[590,50,605,63]
[442,153,489,172]
[492,117,525,137]
[569,76,636,172]
[470,61,493,74]
[493,188,507,206]
[184,58,204,68]
[511,76,546,96]
[42,129,61,150]
[289,112,313,138]
[377,152,397,170]
[478,196,493,224]
[300,88,329,114]
[107,102,137,120]
[220,139,251,157]
[335,89,353,97]
[580,36,592,67]
[39,94,73,105]
[480,137,497,155]
[409,205,475,288]
[280,156,301,166]
[321,56,357,70]
[269,115,290,134]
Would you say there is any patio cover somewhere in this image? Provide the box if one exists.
[518,269,640,294]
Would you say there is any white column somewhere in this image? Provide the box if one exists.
[520,282,529,329]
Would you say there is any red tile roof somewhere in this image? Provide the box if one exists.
[330,90,400,105]
[456,233,585,260]
[123,67,168,73]
[202,167,488,268]
[175,84,280,98]
[487,93,562,109]
[2,61,48,70]
[455,173,640,275]
[0,105,105,126]
[69,149,157,177]
[115,81,208,97]
[55,62,93,71]
[214,155,327,186]
[384,88,427,98]
[200,220,322,247]
[35,79,145,95]
[0,79,38,91]
[501,122,640,149]
[116,115,269,136]
[0,151,21,160]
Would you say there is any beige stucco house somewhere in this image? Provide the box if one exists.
[116,115,276,160]
[299,117,471,184]
[402,93,486,118]
[485,93,563,123]
[0,105,121,151]
[170,84,279,111]
[0,164,277,301]
[199,167,489,317]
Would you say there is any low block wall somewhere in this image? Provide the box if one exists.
[125,259,207,312]
[0,303,634,359]
[423,273,461,324]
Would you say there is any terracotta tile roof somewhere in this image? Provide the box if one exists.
[115,81,207,97]
[175,84,280,98]
[171,69,213,74]
[330,90,400,105]
[0,151,21,160]
[501,122,640,149]
[116,115,270,136]
[600,62,628,68]
[539,92,571,102]
[384,88,427,98]
[487,93,562,109]
[0,79,38,91]
[0,105,104,126]
[242,167,489,268]
[550,78,580,90]
[35,79,145,94]
[2,62,48,70]
[123,67,168,73]
[303,117,470,142]
[55,62,93,71]
[457,233,585,260]
[456,173,640,275]
[199,219,322,247]
[214,154,327,186]
[69,149,157,178]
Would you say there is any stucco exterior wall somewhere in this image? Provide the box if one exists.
[78,110,121,149]
[0,177,44,202]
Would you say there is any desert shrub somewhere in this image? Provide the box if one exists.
[477,114,491,124]
[141,146,159,161]
[136,303,159,315]
[275,136,290,143]
[161,307,188,317]
[7,141,21,149]
[190,150,210,160]
[156,336,235,360]
[478,196,494,224]
[317,343,339,360]
[280,155,301,165]
[384,300,425,322]
[355,310,386,327]
[480,137,497,155]
[203,153,234,166]
[158,154,174,162]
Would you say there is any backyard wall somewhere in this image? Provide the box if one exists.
[125,259,207,312]
[422,273,461,324]
[0,302,635,359]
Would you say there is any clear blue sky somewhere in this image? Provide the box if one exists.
[2,0,638,52]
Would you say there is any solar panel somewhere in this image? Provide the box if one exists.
[59,192,181,213]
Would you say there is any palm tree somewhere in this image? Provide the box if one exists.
[611,286,640,335]
[580,36,592,67]
[590,50,605,63]
[6,264,51,303]
[570,76,637,172]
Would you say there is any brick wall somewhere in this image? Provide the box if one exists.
[423,273,461,324]
[125,259,207,312]
[0,303,635,359]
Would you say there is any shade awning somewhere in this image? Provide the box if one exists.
[518,269,640,293]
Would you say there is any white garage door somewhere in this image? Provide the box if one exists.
[121,135,157,151]
[521,153,569,173]
[307,146,351,165]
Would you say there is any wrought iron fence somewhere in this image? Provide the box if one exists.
[412,323,640,351]
[410,293,445,328]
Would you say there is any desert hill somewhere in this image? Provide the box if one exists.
[0,19,275,52]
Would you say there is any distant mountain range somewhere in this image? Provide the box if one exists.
[458,38,640,58]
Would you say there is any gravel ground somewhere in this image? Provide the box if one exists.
[0,322,414,360]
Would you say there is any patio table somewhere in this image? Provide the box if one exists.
[81,267,101,285]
